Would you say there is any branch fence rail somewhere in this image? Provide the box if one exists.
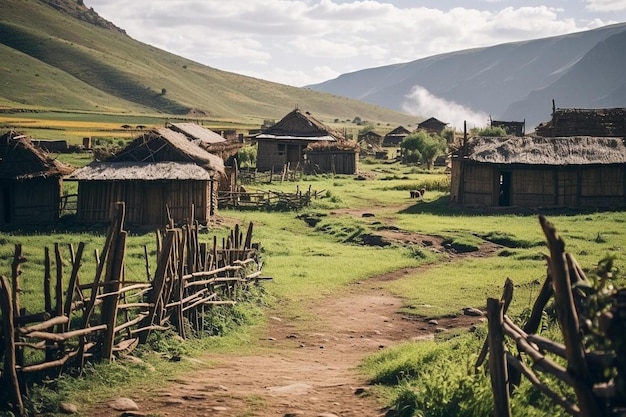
[0,202,269,416]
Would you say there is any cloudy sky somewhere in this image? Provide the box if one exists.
[84,0,626,87]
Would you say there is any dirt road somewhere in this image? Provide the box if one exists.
[87,264,481,417]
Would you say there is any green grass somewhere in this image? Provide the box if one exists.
[0,0,415,126]
[1,159,624,416]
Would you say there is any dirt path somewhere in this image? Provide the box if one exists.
[88,268,483,417]
[87,206,496,417]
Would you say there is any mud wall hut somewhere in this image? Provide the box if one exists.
[253,109,344,172]
[68,128,225,227]
[0,131,74,225]
[451,136,626,208]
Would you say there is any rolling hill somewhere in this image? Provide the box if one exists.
[0,0,413,125]
[308,23,626,130]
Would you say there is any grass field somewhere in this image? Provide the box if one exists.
[0,159,624,416]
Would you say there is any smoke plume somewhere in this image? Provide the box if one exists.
[402,85,489,130]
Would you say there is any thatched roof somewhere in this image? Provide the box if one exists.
[110,128,225,174]
[0,131,74,180]
[255,109,343,141]
[167,123,226,145]
[68,161,213,181]
[465,136,626,165]
[535,107,626,137]
[305,140,359,152]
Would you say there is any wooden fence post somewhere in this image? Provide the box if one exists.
[0,275,24,416]
[487,297,511,417]
[100,230,127,361]
[539,215,603,417]
[138,229,176,344]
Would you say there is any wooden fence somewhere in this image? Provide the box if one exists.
[477,215,624,417]
[0,202,269,416]
[218,185,324,210]
[239,165,303,184]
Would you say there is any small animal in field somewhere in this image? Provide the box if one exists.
[409,188,426,199]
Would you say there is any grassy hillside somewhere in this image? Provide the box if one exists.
[0,0,414,126]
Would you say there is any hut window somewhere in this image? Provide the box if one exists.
[277,143,286,155]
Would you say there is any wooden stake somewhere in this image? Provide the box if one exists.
[487,298,511,417]
[0,276,24,416]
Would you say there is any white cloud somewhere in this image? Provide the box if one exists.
[84,1,625,86]
[402,85,489,130]
[585,0,626,12]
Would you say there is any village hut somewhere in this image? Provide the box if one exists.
[253,109,344,172]
[68,128,225,227]
[450,136,626,208]
[491,119,525,137]
[304,141,359,174]
[417,117,448,134]
[357,130,386,158]
[383,125,410,147]
[0,131,74,225]
[535,107,626,137]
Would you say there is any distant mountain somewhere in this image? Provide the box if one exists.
[0,0,413,125]
[308,23,626,130]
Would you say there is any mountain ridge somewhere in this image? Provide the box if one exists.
[0,0,414,125]
[308,23,626,129]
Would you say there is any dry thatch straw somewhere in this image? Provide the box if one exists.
[68,161,213,181]
[111,127,225,174]
[0,130,75,179]
[466,136,626,165]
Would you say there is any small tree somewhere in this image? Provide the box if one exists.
[161,88,167,95]
[401,131,446,169]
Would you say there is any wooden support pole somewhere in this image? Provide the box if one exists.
[487,297,511,417]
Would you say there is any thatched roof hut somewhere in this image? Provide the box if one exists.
[0,131,74,224]
[111,127,225,172]
[451,136,626,208]
[253,109,343,171]
[69,128,225,226]
[535,107,626,137]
